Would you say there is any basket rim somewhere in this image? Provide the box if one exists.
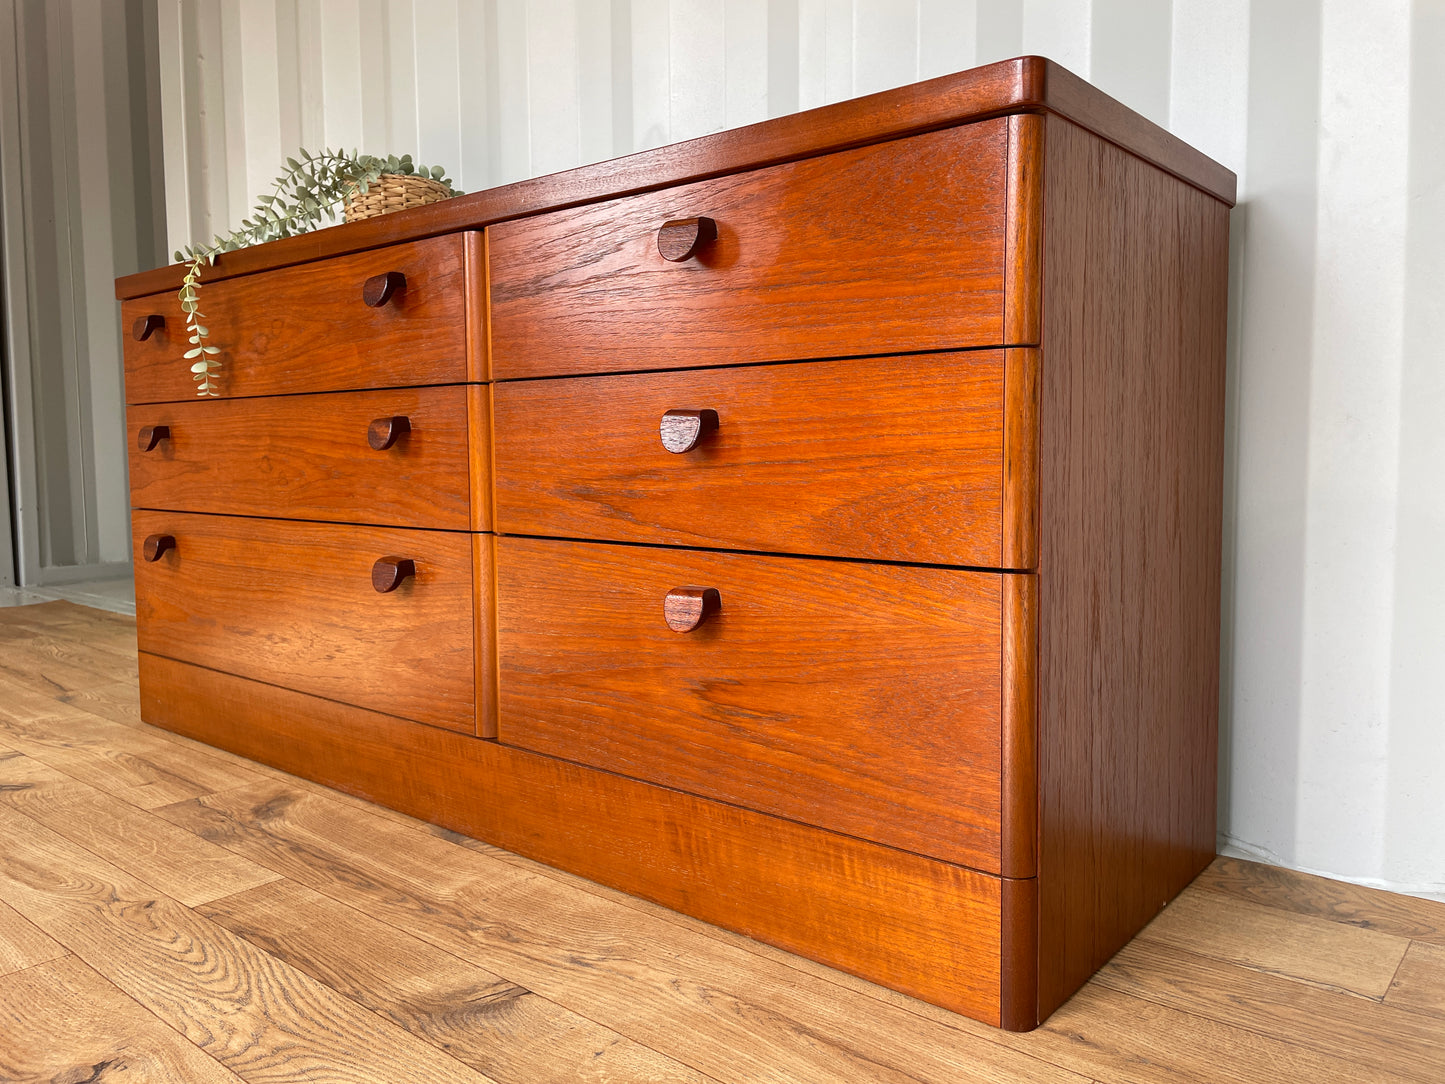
[345,172,451,194]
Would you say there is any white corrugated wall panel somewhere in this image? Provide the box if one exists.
[1,0,163,581]
[1296,0,1411,881]
[1386,3,1445,896]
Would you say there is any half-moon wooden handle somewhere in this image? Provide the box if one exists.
[367,415,411,450]
[659,409,719,453]
[137,424,170,451]
[362,271,406,307]
[142,534,175,562]
[664,586,720,632]
[657,217,717,262]
[372,556,416,593]
[132,314,165,341]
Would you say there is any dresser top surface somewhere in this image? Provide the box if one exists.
[116,55,1236,301]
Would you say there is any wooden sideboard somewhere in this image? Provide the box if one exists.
[116,56,1234,1031]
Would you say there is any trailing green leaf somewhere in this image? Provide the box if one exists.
[173,147,461,396]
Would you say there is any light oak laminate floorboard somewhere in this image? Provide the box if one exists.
[198,879,718,1084]
[1386,941,1445,1017]
[0,680,267,809]
[0,955,244,1084]
[0,601,1441,1083]
[1196,855,1445,945]
[0,751,281,906]
[0,805,498,1084]
[1134,885,1410,998]
[0,895,66,980]
[0,617,138,672]
[1094,939,1443,1082]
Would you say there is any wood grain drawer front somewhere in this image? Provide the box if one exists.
[122,233,477,403]
[488,121,1008,380]
[132,511,477,732]
[496,537,1005,871]
[494,350,1041,568]
[128,386,486,530]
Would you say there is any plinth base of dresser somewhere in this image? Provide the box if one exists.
[138,650,1041,1029]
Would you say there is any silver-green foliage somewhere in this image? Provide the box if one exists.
[172,149,459,396]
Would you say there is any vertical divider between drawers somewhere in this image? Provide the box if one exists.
[471,227,499,739]
[473,532,499,739]
[465,230,490,383]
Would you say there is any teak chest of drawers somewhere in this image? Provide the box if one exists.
[116,57,1234,1031]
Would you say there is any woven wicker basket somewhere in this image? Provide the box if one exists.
[343,173,453,223]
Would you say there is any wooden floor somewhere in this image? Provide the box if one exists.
[0,601,1441,1083]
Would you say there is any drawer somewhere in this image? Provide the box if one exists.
[122,234,479,403]
[128,386,486,530]
[132,511,480,733]
[495,536,1008,870]
[488,121,1008,379]
[493,350,1037,568]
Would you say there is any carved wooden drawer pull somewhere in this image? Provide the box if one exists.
[657,217,717,262]
[659,408,719,453]
[362,271,406,307]
[664,586,720,632]
[142,534,175,562]
[137,424,170,451]
[132,314,165,341]
[367,415,411,450]
[372,556,416,593]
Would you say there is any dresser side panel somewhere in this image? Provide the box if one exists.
[1035,115,1228,1019]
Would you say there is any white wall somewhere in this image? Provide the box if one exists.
[0,0,165,584]
[156,0,1445,900]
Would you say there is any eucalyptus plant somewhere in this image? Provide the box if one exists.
[173,149,459,395]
